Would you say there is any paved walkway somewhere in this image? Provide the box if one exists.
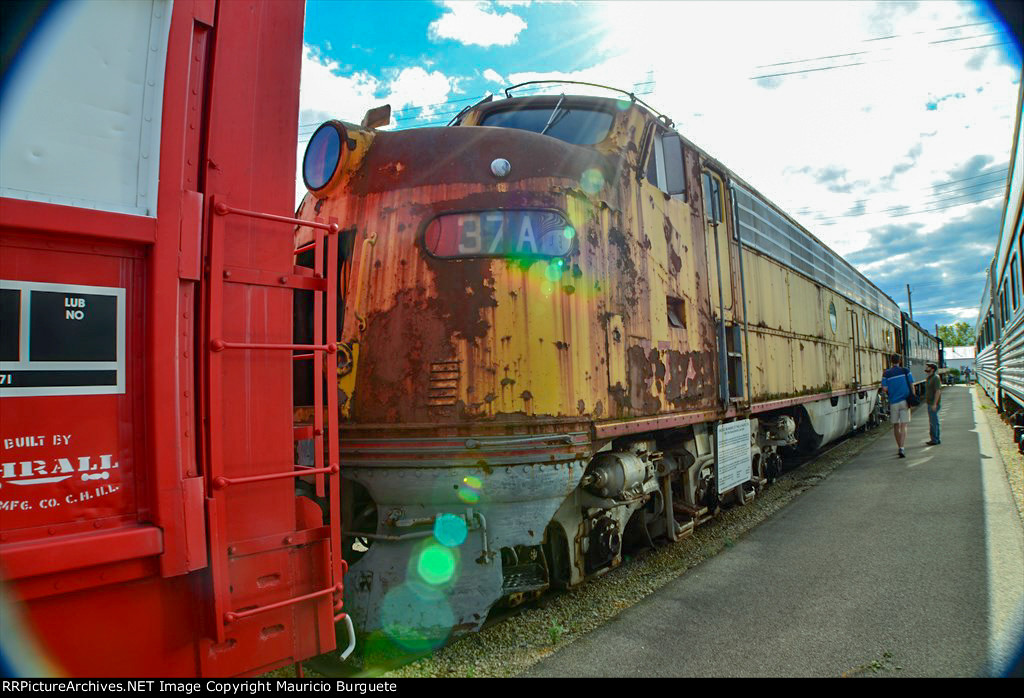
[522,386,1024,677]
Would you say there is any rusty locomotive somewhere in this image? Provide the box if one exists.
[294,83,912,650]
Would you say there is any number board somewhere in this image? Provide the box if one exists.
[423,209,575,259]
[0,280,125,397]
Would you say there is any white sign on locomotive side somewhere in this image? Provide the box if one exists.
[0,280,126,397]
[716,419,752,495]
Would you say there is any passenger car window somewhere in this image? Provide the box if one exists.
[1011,254,1019,310]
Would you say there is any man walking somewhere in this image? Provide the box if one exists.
[881,353,913,458]
[925,362,941,445]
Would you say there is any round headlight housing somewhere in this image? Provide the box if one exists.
[303,121,347,194]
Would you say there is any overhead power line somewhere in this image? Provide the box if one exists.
[928,31,1004,45]
[930,168,1008,189]
[813,187,1004,223]
[889,192,1004,217]
[791,168,1007,222]
[750,27,1013,81]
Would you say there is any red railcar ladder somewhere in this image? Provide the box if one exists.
[204,197,345,645]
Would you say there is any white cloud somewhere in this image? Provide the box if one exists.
[298,46,381,127]
[385,66,455,118]
[428,1,527,47]
[483,68,505,84]
[947,307,981,321]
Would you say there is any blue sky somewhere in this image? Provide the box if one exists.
[297,1,1023,335]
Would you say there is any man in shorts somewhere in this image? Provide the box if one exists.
[881,353,913,458]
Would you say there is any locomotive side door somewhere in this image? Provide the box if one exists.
[701,169,741,401]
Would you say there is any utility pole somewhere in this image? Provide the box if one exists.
[907,284,913,320]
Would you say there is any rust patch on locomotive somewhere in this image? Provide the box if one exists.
[423,256,498,342]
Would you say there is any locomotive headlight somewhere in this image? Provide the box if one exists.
[302,119,373,197]
[303,121,346,191]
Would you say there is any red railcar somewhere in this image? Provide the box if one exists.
[0,0,349,676]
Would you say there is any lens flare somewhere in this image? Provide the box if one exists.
[417,544,457,585]
[457,475,482,504]
[563,225,576,240]
[433,513,468,547]
[545,262,564,282]
[380,582,454,653]
[581,168,604,195]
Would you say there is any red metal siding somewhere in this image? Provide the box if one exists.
[0,0,330,677]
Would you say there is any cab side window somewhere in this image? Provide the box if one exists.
[645,127,686,199]
[701,171,723,223]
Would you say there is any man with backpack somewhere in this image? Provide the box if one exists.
[880,353,915,458]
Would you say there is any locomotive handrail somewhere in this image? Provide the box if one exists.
[210,339,337,353]
[337,614,357,661]
[213,200,340,234]
[213,463,339,489]
[342,529,435,542]
[503,79,671,126]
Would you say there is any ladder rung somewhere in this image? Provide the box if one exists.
[224,583,343,624]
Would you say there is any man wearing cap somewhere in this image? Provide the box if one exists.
[881,353,913,458]
[924,362,942,445]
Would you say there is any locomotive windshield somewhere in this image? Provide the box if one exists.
[479,106,614,145]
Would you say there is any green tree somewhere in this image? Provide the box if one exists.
[937,321,976,347]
